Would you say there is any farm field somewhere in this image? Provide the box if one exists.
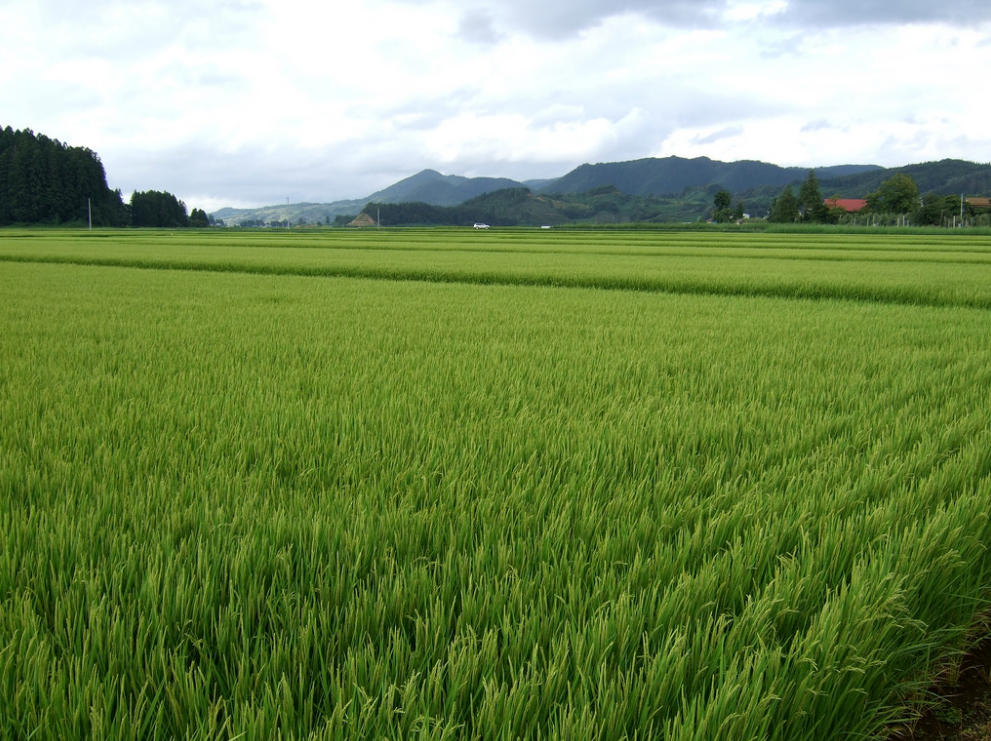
[2,228,991,740]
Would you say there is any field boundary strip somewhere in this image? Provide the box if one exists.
[3,251,991,311]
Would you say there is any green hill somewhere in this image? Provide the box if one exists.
[816,159,991,197]
[213,157,991,226]
[214,171,535,226]
[366,170,527,207]
[545,156,881,197]
[364,188,566,227]
[362,185,724,227]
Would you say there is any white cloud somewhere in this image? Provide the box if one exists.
[458,8,502,44]
[2,0,990,210]
[724,1,787,22]
[774,0,991,27]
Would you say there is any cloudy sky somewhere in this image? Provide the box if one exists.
[3,0,990,211]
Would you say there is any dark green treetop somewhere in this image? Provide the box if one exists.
[711,188,734,222]
[189,207,210,227]
[866,173,919,214]
[768,186,799,223]
[130,190,189,228]
[0,125,128,226]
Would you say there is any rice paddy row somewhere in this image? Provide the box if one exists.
[2,229,991,740]
[3,228,991,308]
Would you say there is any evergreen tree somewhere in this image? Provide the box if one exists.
[769,186,799,223]
[798,170,825,222]
[130,190,190,227]
[189,207,209,228]
[0,125,126,226]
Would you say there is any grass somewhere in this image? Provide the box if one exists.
[3,229,991,308]
[1,228,991,740]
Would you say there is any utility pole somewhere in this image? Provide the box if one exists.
[87,198,92,231]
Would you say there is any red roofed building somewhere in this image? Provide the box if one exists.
[824,198,868,212]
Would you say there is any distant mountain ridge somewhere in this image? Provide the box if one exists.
[808,159,991,198]
[211,156,991,225]
[366,169,525,207]
[212,170,539,225]
[547,157,882,196]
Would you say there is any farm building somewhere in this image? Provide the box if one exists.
[824,198,868,212]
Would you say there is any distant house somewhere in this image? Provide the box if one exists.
[966,197,991,211]
[824,198,868,212]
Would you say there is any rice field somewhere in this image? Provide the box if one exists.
[2,227,990,740]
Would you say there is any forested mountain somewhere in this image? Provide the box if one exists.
[362,185,725,227]
[211,201,367,227]
[365,188,561,227]
[366,169,527,207]
[213,158,897,226]
[363,156,991,227]
[0,126,129,226]
[215,157,991,227]
[544,156,881,197]
[813,159,991,198]
[214,171,537,226]
[7,123,984,229]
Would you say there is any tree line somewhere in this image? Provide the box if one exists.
[362,188,538,227]
[362,186,719,227]
[766,170,989,226]
[128,190,209,228]
[0,125,209,227]
[0,126,129,226]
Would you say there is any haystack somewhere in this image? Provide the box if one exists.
[348,213,376,227]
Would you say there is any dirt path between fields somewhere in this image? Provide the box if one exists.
[890,638,991,741]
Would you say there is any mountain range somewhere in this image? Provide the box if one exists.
[211,156,991,225]
[547,158,882,196]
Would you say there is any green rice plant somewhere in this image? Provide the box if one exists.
[2,230,991,739]
[3,228,991,308]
